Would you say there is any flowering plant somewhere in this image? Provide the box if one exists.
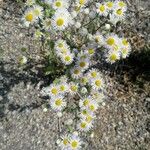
[22,0,131,149]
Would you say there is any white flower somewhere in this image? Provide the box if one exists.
[57,112,63,117]
[106,50,120,64]
[77,58,90,71]
[59,135,70,150]
[33,5,43,19]
[105,24,111,30]
[78,120,93,132]
[91,76,104,90]
[87,100,99,112]
[96,3,108,16]
[105,1,114,10]
[69,135,82,150]
[22,8,36,26]
[55,39,68,51]
[87,68,100,79]
[121,46,131,59]
[69,82,78,95]
[105,34,119,49]
[58,83,69,94]
[50,95,66,111]
[93,32,104,45]
[61,53,74,65]
[115,0,127,10]
[43,84,60,97]
[53,0,69,10]
[25,0,35,6]
[71,66,83,79]
[52,9,71,30]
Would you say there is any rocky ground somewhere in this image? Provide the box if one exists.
[0,0,150,150]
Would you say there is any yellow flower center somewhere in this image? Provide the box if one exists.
[110,54,117,61]
[34,9,40,16]
[107,2,113,8]
[99,5,105,12]
[122,48,128,54]
[116,9,123,15]
[118,1,126,7]
[58,43,63,48]
[65,56,71,62]
[82,110,88,115]
[74,69,80,75]
[88,49,95,55]
[91,72,97,78]
[51,88,58,95]
[55,1,62,7]
[63,139,68,145]
[60,85,65,91]
[71,85,77,92]
[79,62,86,68]
[81,122,87,128]
[107,38,115,46]
[95,80,101,87]
[55,99,62,106]
[89,105,95,111]
[86,115,92,123]
[79,0,85,5]
[25,13,34,22]
[71,141,78,148]
[83,99,89,106]
[122,39,128,46]
[56,18,64,26]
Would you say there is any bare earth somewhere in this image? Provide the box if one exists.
[0,0,150,150]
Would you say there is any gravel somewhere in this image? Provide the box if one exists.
[0,0,150,150]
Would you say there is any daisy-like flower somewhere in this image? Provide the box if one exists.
[121,38,130,48]
[105,1,114,10]
[80,76,88,85]
[121,46,131,59]
[87,68,100,79]
[71,66,83,79]
[61,53,74,65]
[52,9,71,30]
[33,5,43,19]
[47,84,60,97]
[96,3,108,16]
[59,135,70,150]
[25,0,35,6]
[113,7,126,20]
[105,34,119,48]
[69,82,78,95]
[69,135,82,150]
[93,32,104,45]
[91,90,105,104]
[78,120,93,132]
[23,8,36,26]
[77,58,90,71]
[91,76,104,90]
[55,39,68,52]
[52,0,69,10]
[79,96,92,108]
[58,82,69,94]
[80,113,96,123]
[106,50,120,64]
[88,100,99,112]
[115,0,127,10]
[50,95,66,111]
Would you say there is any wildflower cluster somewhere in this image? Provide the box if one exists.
[22,0,131,149]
